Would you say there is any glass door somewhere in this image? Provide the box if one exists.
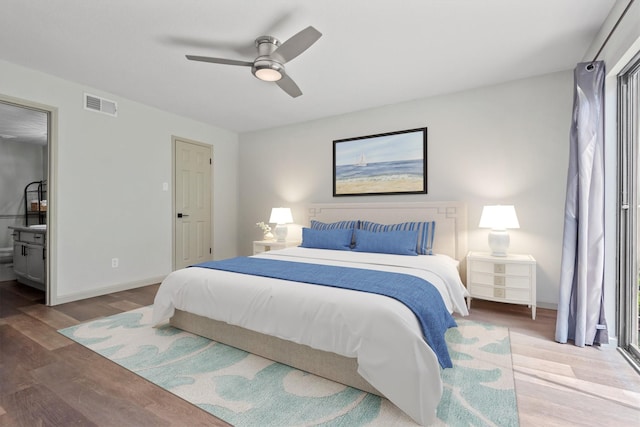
[618,52,640,369]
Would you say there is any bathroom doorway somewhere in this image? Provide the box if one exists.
[0,96,55,305]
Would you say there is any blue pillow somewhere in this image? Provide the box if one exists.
[359,221,436,255]
[300,227,353,251]
[353,229,419,256]
[310,219,358,230]
[310,219,357,247]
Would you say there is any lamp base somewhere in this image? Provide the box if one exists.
[488,229,510,257]
[274,224,288,243]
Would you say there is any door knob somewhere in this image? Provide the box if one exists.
[177,213,190,218]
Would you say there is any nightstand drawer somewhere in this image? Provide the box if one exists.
[470,273,531,289]
[469,284,530,302]
[470,260,531,276]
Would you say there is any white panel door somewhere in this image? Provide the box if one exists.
[174,139,212,270]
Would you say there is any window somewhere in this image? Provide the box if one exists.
[618,51,640,371]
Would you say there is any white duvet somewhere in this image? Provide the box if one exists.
[152,247,469,425]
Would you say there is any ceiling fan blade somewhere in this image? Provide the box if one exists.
[167,36,255,57]
[271,26,322,63]
[276,73,302,98]
[185,55,253,67]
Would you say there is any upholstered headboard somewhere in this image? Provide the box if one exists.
[308,202,468,261]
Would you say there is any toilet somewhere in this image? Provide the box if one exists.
[0,246,15,282]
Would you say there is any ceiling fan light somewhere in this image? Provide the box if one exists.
[254,67,282,82]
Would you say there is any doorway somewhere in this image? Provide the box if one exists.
[0,95,56,305]
[172,137,213,270]
[618,51,640,370]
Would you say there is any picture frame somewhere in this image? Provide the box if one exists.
[333,127,427,197]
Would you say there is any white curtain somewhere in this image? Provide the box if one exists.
[555,61,608,347]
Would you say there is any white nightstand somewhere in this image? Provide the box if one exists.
[253,240,299,255]
[466,251,537,319]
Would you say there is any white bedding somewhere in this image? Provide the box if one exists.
[152,247,469,425]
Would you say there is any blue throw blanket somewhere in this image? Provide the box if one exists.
[193,257,456,368]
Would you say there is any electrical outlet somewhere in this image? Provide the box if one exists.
[111,258,119,268]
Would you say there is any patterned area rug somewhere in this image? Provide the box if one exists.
[59,306,518,426]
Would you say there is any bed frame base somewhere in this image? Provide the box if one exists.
[170,309,381,396]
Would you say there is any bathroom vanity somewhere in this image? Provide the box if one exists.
[9,225,46,291]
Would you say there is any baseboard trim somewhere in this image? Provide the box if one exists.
[50,275,166,306]
[536,301,558,310]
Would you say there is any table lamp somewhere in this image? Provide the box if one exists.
[269,207,294,242]
[478,205,520,256]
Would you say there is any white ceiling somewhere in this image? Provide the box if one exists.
[0,0,616,134]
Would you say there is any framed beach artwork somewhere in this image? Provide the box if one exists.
[333,127,427,196]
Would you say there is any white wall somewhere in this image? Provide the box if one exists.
[239,71,573,307]
[0,60,239,304]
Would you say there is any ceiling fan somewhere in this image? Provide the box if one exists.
[186,26,322,98]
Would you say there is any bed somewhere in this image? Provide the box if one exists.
[152,201,468,425]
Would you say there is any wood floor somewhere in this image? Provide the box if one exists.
[1,280,639,426]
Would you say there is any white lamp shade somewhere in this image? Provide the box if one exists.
[478,205,520,230]
[269,207,293,224]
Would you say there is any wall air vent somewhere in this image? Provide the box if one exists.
[84,93,118,117]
